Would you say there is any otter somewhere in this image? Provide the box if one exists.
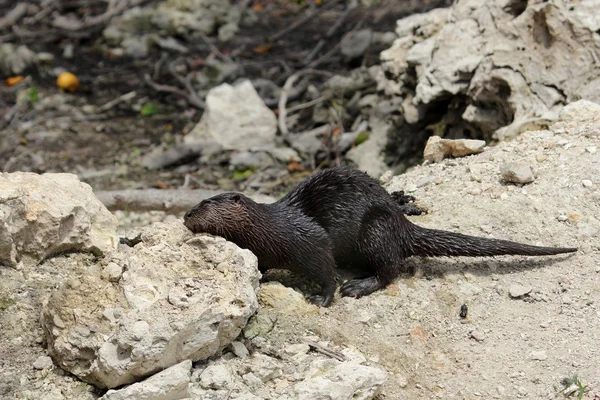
[184,167,576,307]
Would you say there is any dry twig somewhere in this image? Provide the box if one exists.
[98,91,137,112]
[304,340,346,362]
[0,3,29,29]
[303,1,356,65]
[144,74,205,109]
[278,69,332,135]
[95,189,275,213]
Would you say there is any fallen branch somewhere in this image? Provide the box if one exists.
[95,189,276,213]
[144,74,204,109]
[303,1,355,65]
[278,69,333,136]
[52,0,129,31]
[98,91,137,112]
[167,60,206,109]
[0,3,29,29]
[286,95,328,113]
[141,140,222,170]
[269,4,320,43]
[304,340,346,362]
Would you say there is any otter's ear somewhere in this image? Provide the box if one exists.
[232,194,241,203]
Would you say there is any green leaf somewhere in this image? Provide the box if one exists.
[141,103,160,116]
[233,169,255,180]
[353,131,369,146]
[28,85,39,102]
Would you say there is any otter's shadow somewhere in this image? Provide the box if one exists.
[407,254,575,279]
[261,254,575,298]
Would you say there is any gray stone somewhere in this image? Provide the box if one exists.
[230,151,273,170]
[0,172,118,267]
[341,29,373,59]
[509,283,533,298]
[32,355,54,370]
[199,364,234,390]
[424,136,486,162]
[229,341,249,358]
[295,360,387,400]
[284,343,310,356]
[501,162,535,184]
[378,0,600,141]
[218,22,239,42]
[530,351,548,361]
[0,43,37,75]
[470,330,485,342]
[185,80,277,151]
[42,221,260,389]
[99,360,191,400]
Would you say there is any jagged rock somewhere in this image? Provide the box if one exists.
[0,172,118,267]
[102,1,234,58]
[257,282,319,315]
[99,360,192,400]
[294,360,387,400]
[379,0,600,142]
[185,80,277,151]
[341,29,373,59]
[230,151,274,171]
[42,221,260,389]
[423,136,486,162]
[346,109,391,178]
[0,43,38,74]
[501,162,535,184]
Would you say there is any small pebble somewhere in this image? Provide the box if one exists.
[582,179,593,188]
[539,320,551,328]
[557,215,568,222]
[562,294,573,304]
[501,162,534,184]
[470,330,485,342]
[397,374,408,388]
[33,355,53,370]
[509,283,533,298]
[284,343,310,356]
[230,341,249,358]
[530,350,548,361]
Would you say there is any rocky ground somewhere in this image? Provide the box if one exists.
[1,101,599,399]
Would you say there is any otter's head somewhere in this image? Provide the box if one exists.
[183,192,254,238]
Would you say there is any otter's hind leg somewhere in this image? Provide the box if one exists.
[340,275,389,298]
[340,204,406,299]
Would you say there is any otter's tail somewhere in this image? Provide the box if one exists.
[409,226,577,257]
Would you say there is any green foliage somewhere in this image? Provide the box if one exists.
[140,103,161,116]
[353,131,369,146]
[28,85,39,103]
[558,375,589,399]
[233,169,255,180]
[0,297,16,311]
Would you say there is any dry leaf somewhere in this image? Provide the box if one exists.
[253,43,273,55]
[332,127,342,137]
[287,158,305,173]
[152,181,169,190]
[409,325,428,344]
[252,3,263,11]
[5,76,24,86]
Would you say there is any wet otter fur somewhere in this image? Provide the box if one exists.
[184,167,577,307]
